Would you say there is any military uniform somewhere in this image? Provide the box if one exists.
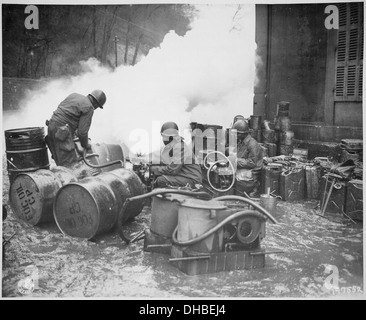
[47,93,94,167]
[231,134,263,195]
[151,136,202,188]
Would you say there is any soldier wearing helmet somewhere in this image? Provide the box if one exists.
[228,119,263,197]
[46,90,106,167]
[150,121,202,188]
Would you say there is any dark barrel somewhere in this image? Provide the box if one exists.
[249,115,262,130]
[5,127,49,183]
[53,168,146,240]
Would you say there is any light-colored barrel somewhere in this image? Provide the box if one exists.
[9,167,77,225]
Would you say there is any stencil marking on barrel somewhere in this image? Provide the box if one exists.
[9,175,42,225]
[54,185,100,239]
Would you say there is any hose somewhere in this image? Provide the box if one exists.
[117,188,212,243]
[214,195,278,224]
[83,149,123,169]
[171,209,262,246]
[203,151,236,193]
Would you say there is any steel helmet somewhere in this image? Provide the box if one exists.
[160,121,179,139]
[232,119,250,134]
[89,90,106,109]
[233,115,245,124]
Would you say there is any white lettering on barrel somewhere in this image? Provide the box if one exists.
[15,183,35,221]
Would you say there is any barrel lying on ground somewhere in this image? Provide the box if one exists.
[9,166,77,225]
[53,168,146,240]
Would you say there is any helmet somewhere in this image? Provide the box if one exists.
[233,115,245,124]
[232,119,250,134]
[89,90,106,109]
[160,121,179,139]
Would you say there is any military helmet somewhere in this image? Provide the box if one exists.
[160,121,179,139]
[232,119,250,134]
[89,90,106,109]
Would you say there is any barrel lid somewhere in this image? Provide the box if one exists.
[178,198,227,210]
[54,183,100,239]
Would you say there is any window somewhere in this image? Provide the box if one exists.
[335,2,363,101]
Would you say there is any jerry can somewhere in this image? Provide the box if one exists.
[280,167,305,201]
[319,175,347,214]
[264,143,277,157]
[305,165,322,199]
[261,164,282,196]
[262,130,276,144]
[259,143,268,158]
[345,180,363,221]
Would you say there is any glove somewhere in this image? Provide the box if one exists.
[227,154,237,166]
[150,165,160,176]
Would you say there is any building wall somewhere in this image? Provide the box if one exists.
[268,4,328,123]
[255,3,363,142]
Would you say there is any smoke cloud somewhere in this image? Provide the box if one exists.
[3,4,256,156]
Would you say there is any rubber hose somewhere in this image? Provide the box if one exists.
[171,210,262,246]
[117,188,212,243]
[83,149,123,169]
[214,195,278,224]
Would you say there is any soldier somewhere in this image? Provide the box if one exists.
[46,90,106,167]
[151,121,202,188]
[227,119,263,197]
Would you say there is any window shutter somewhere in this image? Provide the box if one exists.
[334,2,363,101]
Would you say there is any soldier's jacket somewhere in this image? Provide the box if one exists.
[235,134,263,170]
[153,136,202,184]
[50,93,94,148]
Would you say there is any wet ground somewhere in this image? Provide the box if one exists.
[1,163,364,298]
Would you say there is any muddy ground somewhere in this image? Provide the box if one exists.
[1,160,364,299]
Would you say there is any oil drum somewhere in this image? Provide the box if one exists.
[9,167,77,226]
[5,127,49,183]
[176,198,227,253]
[84,142,124,173]
[274,116,291,132]
[249,115,262,130]
[250,129,262,143]
[53,168,145,240]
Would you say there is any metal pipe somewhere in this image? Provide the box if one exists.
[249,250,284,256]
[147,244,172,249]
[320,179,335,216]
[171,210,264,246]
[214,195,278,224]
[169,256,211,262]
[83,149,123,169]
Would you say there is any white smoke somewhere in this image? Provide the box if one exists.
[3,4,256,156]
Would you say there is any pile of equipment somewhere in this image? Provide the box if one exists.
[118,189,280,276]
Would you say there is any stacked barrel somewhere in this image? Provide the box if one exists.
[249,115,262,143]
[5,127,50,183]
[274,101,294,156]
[261,120,277,157]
